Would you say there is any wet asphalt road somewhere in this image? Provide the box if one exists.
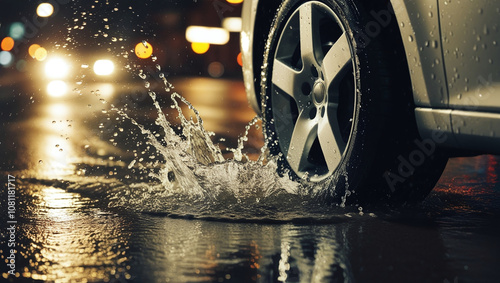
[1,77,500,283]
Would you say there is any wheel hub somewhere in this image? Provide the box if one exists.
[312,80,326,105]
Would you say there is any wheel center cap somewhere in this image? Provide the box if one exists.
[312,80,326,104]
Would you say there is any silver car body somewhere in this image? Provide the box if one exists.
[241,0,500,154]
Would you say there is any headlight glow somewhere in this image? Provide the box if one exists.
[45,58,70,79]
[185,26,230,45]
[47,80,68,97]
[93,60,115,76]
[222,17,242,32]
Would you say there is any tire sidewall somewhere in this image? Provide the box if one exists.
[262,0,439,203]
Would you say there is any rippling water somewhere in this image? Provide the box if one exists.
[22,82,355,223]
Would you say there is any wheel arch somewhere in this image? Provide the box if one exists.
[257,0,449,203]
[388,0,459,148]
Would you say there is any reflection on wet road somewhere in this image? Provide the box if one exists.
[1,78,499,282]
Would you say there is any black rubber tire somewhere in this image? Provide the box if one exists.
[260,0,448,205]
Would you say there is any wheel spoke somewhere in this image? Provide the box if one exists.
[286,111,318,173]
[272,59,302,101]
[269,2,356,181]
[317,103,345,171]
[322,33,352,100]
[299,3,322,65]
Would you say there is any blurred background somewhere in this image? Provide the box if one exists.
[0,0,259,172]
[0,0,244,90]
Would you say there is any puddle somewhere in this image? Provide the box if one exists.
[14,0,358,223]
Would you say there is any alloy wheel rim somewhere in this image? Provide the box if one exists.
[270,1,356,181]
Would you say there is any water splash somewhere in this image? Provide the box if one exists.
[32,0,353,219]
[105,70,305,203]
[48,59,356,223]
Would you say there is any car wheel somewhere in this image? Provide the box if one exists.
[260,0,448,204]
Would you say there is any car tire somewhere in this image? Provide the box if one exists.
[260,0,448,204]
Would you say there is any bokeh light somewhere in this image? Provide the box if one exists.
[9,22,25,40]
[1,37,15,51]
[135,41,153,59]
[29,44,41,58]
[45,58,70,79]
[191,42,210,54]
[0,51,13,66]
[35,47,48,61]
[222,17,242,32]
[237,52,243,67]
[185,26,230,45]
[208,62,224,78]
[47,80,68,97]
[16,59,27,72]
[37,3,55,17]
[93,59,115,76]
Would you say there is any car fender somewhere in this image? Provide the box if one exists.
[241,0,262,115]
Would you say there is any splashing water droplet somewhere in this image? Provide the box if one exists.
[63,55,360,221]
[128,160,136,169]
[138,70,147,80]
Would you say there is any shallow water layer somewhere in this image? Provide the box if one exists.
[2,156,500,283]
